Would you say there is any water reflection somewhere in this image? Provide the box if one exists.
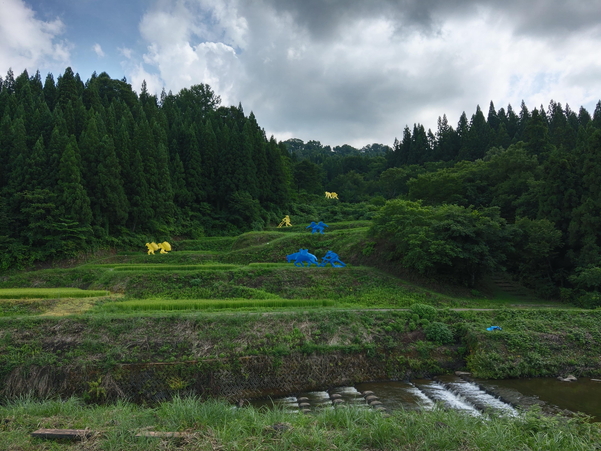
[474,377,601,421]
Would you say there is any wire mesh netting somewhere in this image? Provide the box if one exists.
[1,352,412,403]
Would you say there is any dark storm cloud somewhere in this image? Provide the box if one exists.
[262,0,601,40]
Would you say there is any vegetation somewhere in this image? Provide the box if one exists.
[1,66,601,448]
[0,287,108,299]
[0,397,599,451]
[2,67,601,304]
[99,298,334,312]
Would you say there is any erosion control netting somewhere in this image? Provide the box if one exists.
[1,352,417,404]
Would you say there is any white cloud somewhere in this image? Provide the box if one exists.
[127,62,164,95]
[118,47,133,59]
[93,43,105,57]
[0,0,71,75]
[127,0,601,147]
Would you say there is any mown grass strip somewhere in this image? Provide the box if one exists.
[0,288,109,299]
[86,264,239,271]
[100,298,334,312]
[175,237,237,252]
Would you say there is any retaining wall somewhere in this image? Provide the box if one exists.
[1,351,461,403]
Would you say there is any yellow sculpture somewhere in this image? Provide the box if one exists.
[145,241,172,254]
[325,191,339,199]
[145,242,160,254]
[278,215,293,227]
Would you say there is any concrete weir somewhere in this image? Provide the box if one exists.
[252,377,516,415]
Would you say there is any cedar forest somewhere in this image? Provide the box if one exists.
[1,68,601,307]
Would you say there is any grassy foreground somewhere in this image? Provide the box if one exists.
[1,397,599,451]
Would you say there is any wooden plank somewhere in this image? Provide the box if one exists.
[31,428,93,440]
[135,431,193,439]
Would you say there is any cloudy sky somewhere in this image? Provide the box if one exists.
[1,0,601,148]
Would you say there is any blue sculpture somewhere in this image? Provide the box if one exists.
[320,250,346,267]
[306,221,329,234]
[286,249,346,268]
[486,326,502,331]
[286,249,319,267]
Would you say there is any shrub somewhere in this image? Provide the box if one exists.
[424,321,454,344]
[410,303,437,321]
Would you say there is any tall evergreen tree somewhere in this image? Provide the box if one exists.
[523,108,554,158]
[43,73,58,110]
[57,136,92,227]
[458,105,490,161]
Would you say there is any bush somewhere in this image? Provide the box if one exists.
[410,303,437,321]
[424,321,454,344]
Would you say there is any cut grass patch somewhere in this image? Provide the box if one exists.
[247,262,290,268]
[175,237,237,252]
[86,264,239,271]
[0,288,109,299]
[98,298,335,312]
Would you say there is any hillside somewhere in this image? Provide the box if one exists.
[0,223,599,406]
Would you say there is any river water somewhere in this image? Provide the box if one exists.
[473,377,601,421]
[249,375,601,420]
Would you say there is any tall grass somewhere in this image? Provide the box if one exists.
[99,298,335,312]
[0,397,598,451]
[0,288,109,299]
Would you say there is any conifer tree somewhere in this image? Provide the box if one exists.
[96,135,129,230]
[7,117,29,196]
[0,113,12,189]
[182,124,204,205]
[487,101,500,130]
[434,114,459,161]
[200,119,218,204]
[43,73,58,110]
[56,67,81,108]
[458,105,490,161]
[247,113,269,198]
[505,104,519,141]
[57,136,92,227]
[523,108,554,157]
[26,136,46,190]
[568,129,601,265]
[170,151,192,210]
[592,101,601,129]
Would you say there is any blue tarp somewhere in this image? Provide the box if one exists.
[486,326,502,331]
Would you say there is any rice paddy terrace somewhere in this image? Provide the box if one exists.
[0,221,473,316]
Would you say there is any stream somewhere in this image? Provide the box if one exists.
[249,375,601,420]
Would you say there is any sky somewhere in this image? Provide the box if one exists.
[1,0,601,148]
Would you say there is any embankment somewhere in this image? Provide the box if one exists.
[1,309,600,403]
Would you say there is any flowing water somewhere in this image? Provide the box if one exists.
[249,376,601,420]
